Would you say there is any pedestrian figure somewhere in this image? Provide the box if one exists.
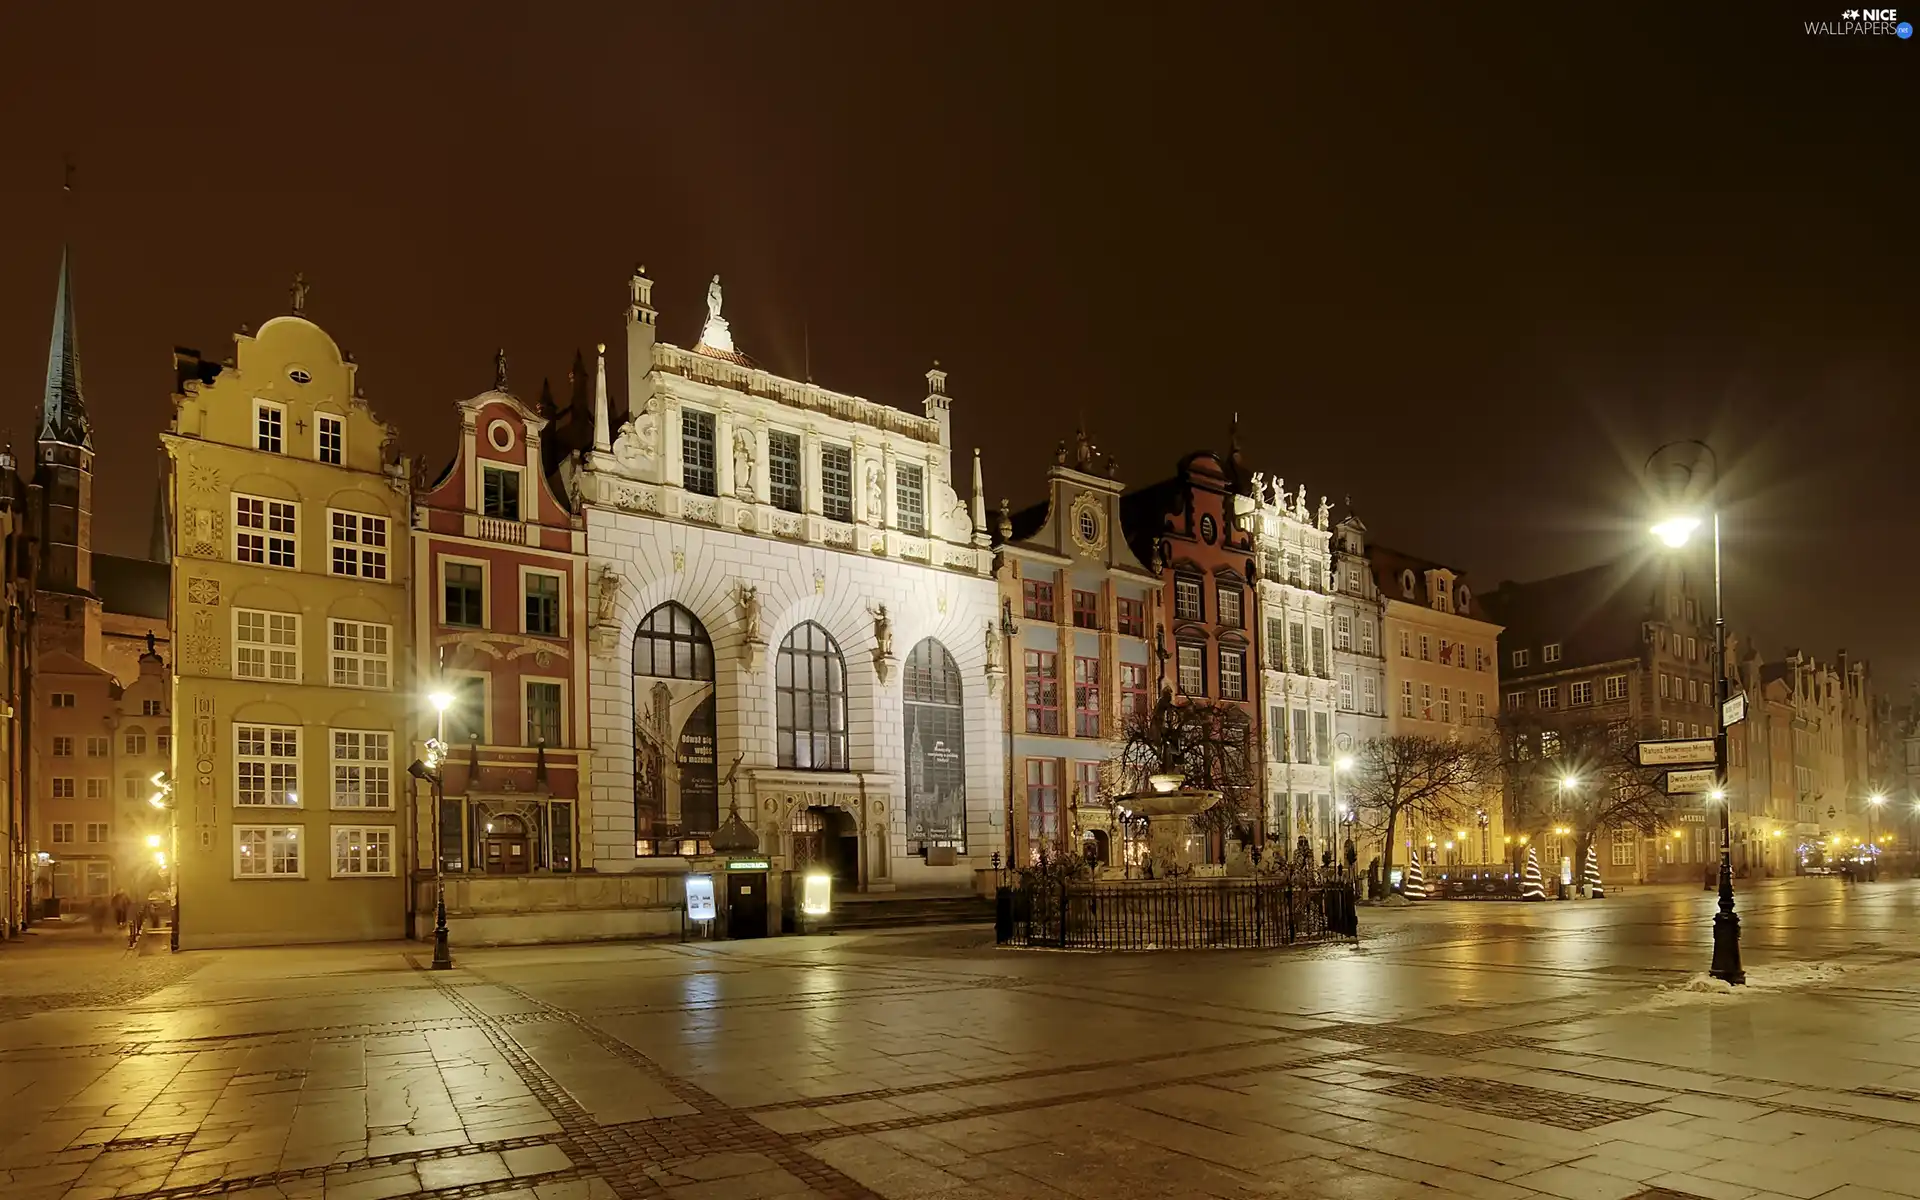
[112,891,129,928]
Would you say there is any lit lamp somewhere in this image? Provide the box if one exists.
[1648,438,1741,985]
[408,689,457,970]
[801,872,833,919]
[1867,793,1886,877]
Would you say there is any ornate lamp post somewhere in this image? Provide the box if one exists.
[1867,792,1885,880]
[1649,439,1742,984]
[147,772,176,951]
[408,690,455,970]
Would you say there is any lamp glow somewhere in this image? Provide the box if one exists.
[1335,755,1355,772]
[429,690,454,713]
[1651,516,1702,548]
[1869,792,1886,807]
[146,834,161,848]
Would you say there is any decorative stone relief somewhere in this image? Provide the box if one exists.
[182,608,222,676]
[186,509,222,560]
[685,497,717,524]
[186,577,220,606]
[185,462,223,495]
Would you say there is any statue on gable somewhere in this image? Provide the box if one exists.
[1295,484,1308,518]
[1250,471,1266,505]
[698,274,735,353]
[1316,495,1330,530]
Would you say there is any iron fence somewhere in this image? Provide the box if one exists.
[996,877,1358,950]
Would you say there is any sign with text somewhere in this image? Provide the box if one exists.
[1723,692,1748,728]
[1637,738,1716,767]
[685,874,716,921]
[1665,767,1718,795]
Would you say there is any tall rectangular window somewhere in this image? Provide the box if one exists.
[255,402,284,453]
[1402,681,1415,717]
[1421,683,1433,719]
[51,820,74,840]
[235,495,297,568]
[820,443,852,521]
[1117,598,1145,637]
[1073,656,1101,737]
[1440,687,1452,723]
[1506,690,1524,710]
[525,681,563,746]
[125,731,147,755]
[446,674,487,743]
[1120,662,1149,722]
[524,572,562,636]
[331,826,394,877]
[768,430,802,512]
[317,414,343,464]
[1217,586,1242,629]
[1363,677,1378,715]
[1174,574,1203,621]
[1338,672,1355,710]
[1289,623,1307,673]
[548,802,574,872]
[236,827,302,878]
[895,463,925,534]
[1419,635,1431,661]
[1025,759,1059,861]
[235,609,300,681]
[1292,708,1311,764]
[481,465,521,519]
[1269,705,1285,761]
[1313,712,1331,765]
[1359,621,1375,655]
[1310,627,1327,676]
[1024,651,1060,734]
[1219,647,1246,701]
[1071,589,1099,630]
[682,410,716,495]
[444,563,484,628]
[85,736,108,758]
[328,511,389,580]
[1022,580,1055,621]
[1074,761,1103,809]
[1336,613,1352,650]
[329,621,390,689]
[1177,642,1206,696]
[1399,631,1411,658]
[331,730,392,809]
[235,724,300,807]
[1512,649,1530,669]
[1267,617,1286,662]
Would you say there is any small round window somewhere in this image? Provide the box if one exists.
[287,368,312,385]
[486,420,515,452]
[1400,569,1416,598]
[1078,510,1098,544]
[1200,513,1217,543]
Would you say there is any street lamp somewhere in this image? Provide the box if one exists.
[408,690,455,970]
[1648,439,1742,985]
[1867,793,1885,879]
[1333,755,1355,872]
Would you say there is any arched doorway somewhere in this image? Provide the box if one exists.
[633,602,718,855]
[481,814,531,875]
[903,638,966,855]
[791,806,859,886]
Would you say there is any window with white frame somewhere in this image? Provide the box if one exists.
[1362,676,1377,715]
[1338,672,1354,711]
[895,463,926,534]
[52,691,75,707]
[235,724,300,807]
[1176,642,1206,696]
[482,464,522,519]
[125,730,147,755]
[525,681,563,747]
[1476,692,1486,717]
[235,495,297,568]
[1218,647,1246,701]
[86,736,108,758]
[328,511,389,580]
[1506,690,1524,710]
[1440,687,1451,723]
[1512,648,1530,669]
[331,825,394,877]
[524,572,562,637]
[1398,630,1410,658]
[85,779,107,800]
[234,610,299,681]
[1611,828,1636,866]
[1217,585,1242,629]
[1537,685,1560,710]
[329,621,391,689]
[85,820,108,842]
[1571,680,1594,706]
[255,401,284,453]
[235,826,302,878]
[52,822,74,842]
[1604,673,1629,702]
[1335,613,1352,650]
[1419,634,1431,661]
[681,410,716,496]
[141,699,163,716]
[1359,620,1375,655]
[1543,642,1562,663]
[53,777,75,798]
[1401,680,1414,717]
[1420,683,1433,719]
[52,736,72,757]
[820,443,853,521]
[330,730,392,809]
[317,414,343,465]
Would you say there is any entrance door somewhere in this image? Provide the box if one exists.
[726,872,768,939]
[482,814,530,875]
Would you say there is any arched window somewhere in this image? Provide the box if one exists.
[633,602,713,680]
[777,622,847,771]
[903,638,966,852]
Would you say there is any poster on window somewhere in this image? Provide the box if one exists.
[677,696,719,835]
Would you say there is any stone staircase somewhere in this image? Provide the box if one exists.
[821,891,995,931]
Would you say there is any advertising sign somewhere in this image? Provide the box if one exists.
[685,874,716,921]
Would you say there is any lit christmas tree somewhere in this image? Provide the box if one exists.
[1521,845,1546,901]
[1584,843,1605,898]
[1403,852,1427,901]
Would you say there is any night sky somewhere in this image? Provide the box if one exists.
[1,5,1914,680]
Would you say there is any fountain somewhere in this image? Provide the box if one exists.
[1114,772,1222,875]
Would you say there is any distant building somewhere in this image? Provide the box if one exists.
[1370,545,1503,868]
[994,431,1158,866]
[0,452,33,936]
[166,303,414,947]
[1327,509,1387,772]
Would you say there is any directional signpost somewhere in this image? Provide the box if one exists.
[1723,692,1747,728]
[1665,767,1718,795]
[1636,738,1717,768]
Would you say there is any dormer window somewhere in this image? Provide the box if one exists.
[1399,569,1416,599]
[1543,643,1562,664]
[1512,649,1531,669]
[255,402,284,454]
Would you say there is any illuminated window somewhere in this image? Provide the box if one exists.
[331,731,393,809]
[328,511,389,580]
[330,826,394,877]
[235,826,302,878]
[235,725,299,807]
[776,622,847,770]
[1024,650,1060,734]
[328,621,391,690]
[235,610,300,681]
[1023,580,1055,622]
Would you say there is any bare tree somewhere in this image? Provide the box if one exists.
[1105,686,1258,841]
[1350,733,1501,884]
[1497,713,1678,874]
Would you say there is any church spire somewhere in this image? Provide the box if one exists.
[40,246,91,451]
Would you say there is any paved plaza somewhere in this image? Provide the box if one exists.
[5,879,1920,1200]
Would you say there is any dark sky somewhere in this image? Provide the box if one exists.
[1,4,1914,680]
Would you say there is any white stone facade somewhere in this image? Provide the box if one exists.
[1246,479,1341,855]
[574,269,1002,891]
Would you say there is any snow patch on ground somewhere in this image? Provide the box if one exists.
[1646,962,1848,1006]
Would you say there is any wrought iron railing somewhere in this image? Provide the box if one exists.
[996,877,1357,950]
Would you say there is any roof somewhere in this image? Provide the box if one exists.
[94,554,169,622]
[1366,544,1481,616]
[1480,560,1665,668]
[40,247,91,450]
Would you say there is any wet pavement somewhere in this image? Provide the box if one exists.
[5,876,1920,1200]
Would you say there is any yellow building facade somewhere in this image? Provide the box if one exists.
[164,312,414,948]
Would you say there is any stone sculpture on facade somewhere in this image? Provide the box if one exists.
[733,430,755,498]
[736,583,762,648]
[865,462,885,525]
[870,602,895,683]
[698,274,735,353]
